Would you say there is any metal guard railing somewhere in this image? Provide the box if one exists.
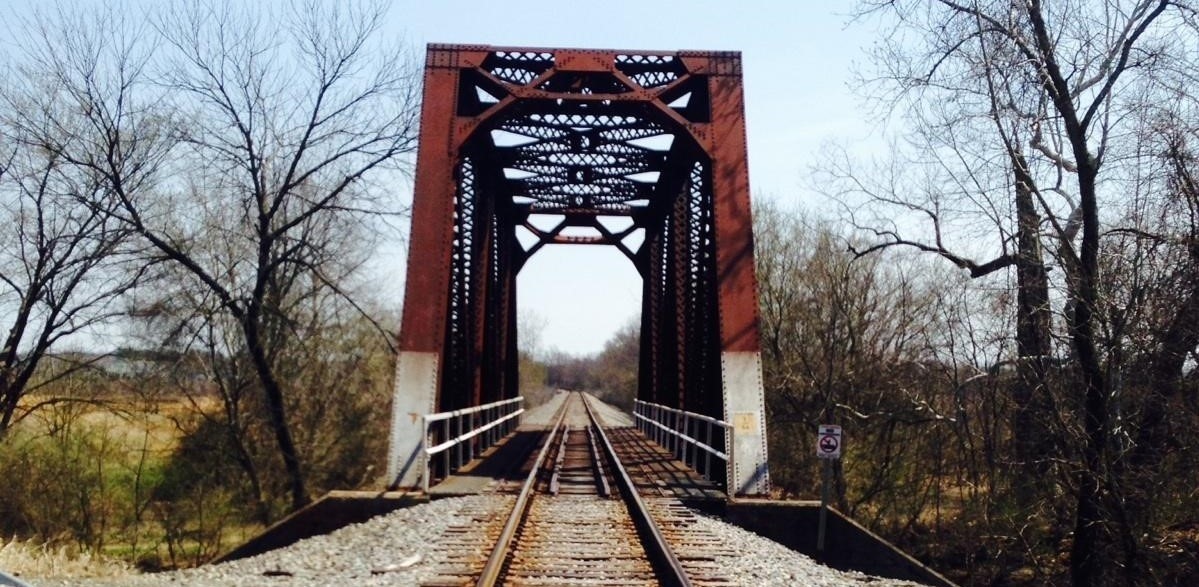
[633,399,730,487]
[423,396,524,492]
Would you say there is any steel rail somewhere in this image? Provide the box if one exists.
[581,394,694,587]
[474,394,571,587]
[587,425,611,497]
[548,423,569,495]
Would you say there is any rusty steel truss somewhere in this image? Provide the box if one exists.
[388,45,770,496]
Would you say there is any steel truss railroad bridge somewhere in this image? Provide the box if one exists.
[388,44,770,497]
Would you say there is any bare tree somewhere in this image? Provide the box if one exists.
[0,61,146,438]
[843,1,1193,583]
[142,0,417,510]
[8,0,419,511]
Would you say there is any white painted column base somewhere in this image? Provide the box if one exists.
[722,351,770,496]
[386,351,440,488]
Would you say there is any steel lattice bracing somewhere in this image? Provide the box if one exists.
[388,45,770,496]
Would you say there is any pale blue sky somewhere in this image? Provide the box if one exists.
[387,1,886,355]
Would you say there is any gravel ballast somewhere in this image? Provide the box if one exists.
[26,496,497,587]
[25,495,928,587]
[687,510,927,586]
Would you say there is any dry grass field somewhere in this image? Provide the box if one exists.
[0,538,131,579]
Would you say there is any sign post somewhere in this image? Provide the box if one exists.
[816,424,842,553]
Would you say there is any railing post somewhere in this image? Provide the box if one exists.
[654,405,660,444]
[672,410,679,456]
[676,411,683,462]
[704,422,713,478]
[682,413,691,468]
[648,403,654,441]
[661,406,666,447]
[442,418,450,480]
[670,410,677,457]
[422,416,431,494]
[652,404,658,444]
[452,414,459,471]
[470,411,477,460]
[719,426,728,491]
[663,408,669,451]
[663,407,668,449]
[676,411,682,458]
[679,412,685,464]
[677,412,684,461]
[647,404,657,443]
[457,413,466,469]
[657,406,664,446]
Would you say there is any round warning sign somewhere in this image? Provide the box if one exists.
[817,424,842,459]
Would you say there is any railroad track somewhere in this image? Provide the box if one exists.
[424,392,729,587]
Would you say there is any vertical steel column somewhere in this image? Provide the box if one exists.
[684,161,722,426]
[489,211,518,405]
[670,183,691,409]
[502,244,519,401]
[387,45,492,488]
[640,225,667,405]
[691,52,771,496]
[469,181,496,408]
[387,48,461,488]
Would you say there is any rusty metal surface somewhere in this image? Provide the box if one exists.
[390,44,770,493]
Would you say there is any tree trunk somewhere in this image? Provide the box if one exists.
[1069,162,1110,587]
[243,317,309,512]
[1010,152,1054,507]
[0,377,15,439]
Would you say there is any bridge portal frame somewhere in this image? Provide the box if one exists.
[388,44,769,496]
